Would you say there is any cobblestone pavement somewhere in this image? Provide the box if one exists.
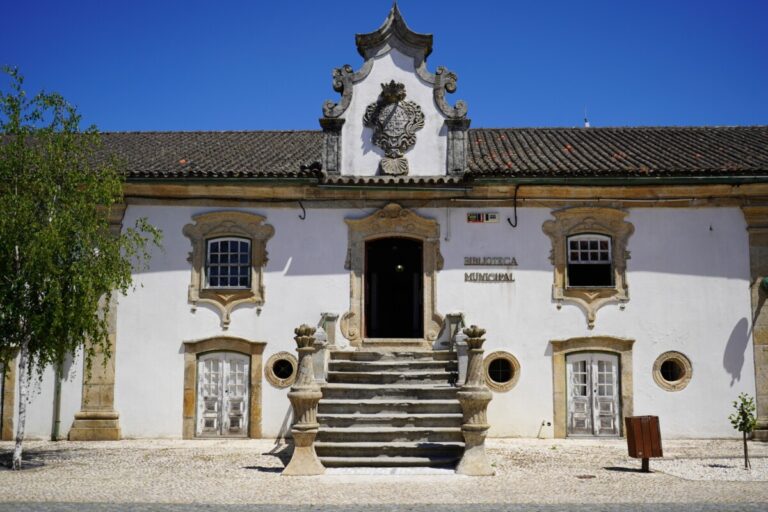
[0,438,766,511]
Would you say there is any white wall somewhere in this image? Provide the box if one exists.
[340,48,448,176]
[106,204,755,439]
[8,350,83,440]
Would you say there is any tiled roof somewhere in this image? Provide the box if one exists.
[102,126,768,181]
[468,126,768,177]
[100,131,322,179]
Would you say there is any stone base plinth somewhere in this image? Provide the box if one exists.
[282,429,324,476]
[456,427,494,476]
[68,411,121,441]
[754,421,768,442]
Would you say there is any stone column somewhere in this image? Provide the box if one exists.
[456,325,494,475]
[743,207,768,441]
[69,205,125,441]
[283,324,325,476]
[69,295,121,440]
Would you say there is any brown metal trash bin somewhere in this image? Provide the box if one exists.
[625,415,663,472]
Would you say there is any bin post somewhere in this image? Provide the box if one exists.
[625,415,663,473]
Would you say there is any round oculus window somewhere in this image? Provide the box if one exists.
[483,351,520,392]
[265,352,298,388]
[653,351,692,392]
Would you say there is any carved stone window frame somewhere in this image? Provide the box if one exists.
[550,336,635,438]
[182,336,266,439]
[542,207,634,329]
[183,212,275,329]
[340,203,443,349]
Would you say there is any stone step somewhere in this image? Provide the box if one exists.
[316,427,464,443]
[319,456,460,468]
[318,399,462,415]
[322,383,458,400]
[318,413,463,428]
[315,441,464,459]
[330,350,457,362]
[327,371,455,385]
[328,360,458,372]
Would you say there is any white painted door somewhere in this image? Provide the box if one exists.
[196,352,249,437]
[566,353,620,436]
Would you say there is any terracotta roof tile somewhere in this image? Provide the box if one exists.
[100,126,768,180]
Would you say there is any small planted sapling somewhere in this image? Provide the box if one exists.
[728,393,757,470]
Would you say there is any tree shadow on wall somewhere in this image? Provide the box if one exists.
[723,317,749,386]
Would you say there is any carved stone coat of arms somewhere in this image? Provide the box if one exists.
[363,81,425,175]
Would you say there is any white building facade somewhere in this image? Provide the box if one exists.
[2,6,767,454]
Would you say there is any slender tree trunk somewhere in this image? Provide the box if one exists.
[743,431,750,470]
[11,339,30,470]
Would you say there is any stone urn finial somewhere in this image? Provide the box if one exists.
[456,324,494,476]
[282,324,325,476]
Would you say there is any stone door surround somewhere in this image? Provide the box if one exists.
[340,203,443,350]
[182,336,266,439]
[550,336,634,438]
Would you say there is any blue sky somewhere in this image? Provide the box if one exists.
[2,0,766,131]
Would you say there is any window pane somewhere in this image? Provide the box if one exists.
[240,241,248,252]
[570,251,579,262]
[239,253,248,264]
[209,277,219,287]
[210,267,219,276]
[210,241,219,252]
[580,240,588,250]
[221,267,229,276]
[589,240,598,250]
[229,277,238,286]
[600,240,608,250]
[210,254,219,264]
[569,240,578,250]
[239,277,248,286]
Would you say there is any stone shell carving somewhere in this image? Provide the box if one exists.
[363,81,424,175]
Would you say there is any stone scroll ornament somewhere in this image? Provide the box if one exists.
[363,80,425,176]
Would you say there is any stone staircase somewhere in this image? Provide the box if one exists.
[315,350,464,468]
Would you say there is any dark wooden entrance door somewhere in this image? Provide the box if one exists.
[365,237,423,338]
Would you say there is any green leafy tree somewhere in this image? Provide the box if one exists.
[728,392,757,470]
[0,68,161,470]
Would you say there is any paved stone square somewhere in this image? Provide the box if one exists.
[0,438,766,511]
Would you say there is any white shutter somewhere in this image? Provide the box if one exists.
[223,353,249,436]
[197,354,223,436]
[592,354,620,436]
[567,354,592,435]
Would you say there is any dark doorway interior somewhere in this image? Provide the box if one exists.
[365,237,423,338]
